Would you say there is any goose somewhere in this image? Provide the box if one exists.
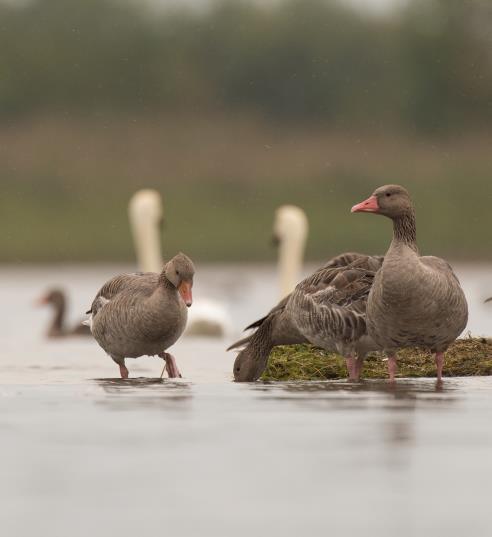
[351,184,468,382]
[37,289,91,338]
[86,253,195,379]
[273,205,309,298]
[229,252,383,381]
[129,189,229,337]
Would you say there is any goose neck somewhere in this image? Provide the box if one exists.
[391,210,418,253]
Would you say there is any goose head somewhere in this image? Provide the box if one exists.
[165,253,195,307]
[37,289,65,310]
[129,189,163,273]
[233,346,267,382]
[273,205,308,298]
[351,184,413,220]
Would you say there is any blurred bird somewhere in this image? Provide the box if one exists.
[272,205,308,298]
[36,288,91,338]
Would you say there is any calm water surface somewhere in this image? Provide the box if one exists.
[0,263,491,536]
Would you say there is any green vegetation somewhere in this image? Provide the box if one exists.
[1,117,491,262]
[262,338,492,381]
[1,0,491,132]
[0,0,491,262]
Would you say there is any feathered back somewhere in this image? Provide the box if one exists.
[287,256,382,351]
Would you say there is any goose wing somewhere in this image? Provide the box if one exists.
[86,272,158,314]
[289,257,381,345]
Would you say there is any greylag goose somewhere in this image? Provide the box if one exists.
[86,253,195,379]
[351,184,468,381]
[272,205,308,298]
[37,289,91,338]
[129,190,229,337]
[229,253,383,381]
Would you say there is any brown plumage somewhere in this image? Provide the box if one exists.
[230,253,384,382]
[352,184,468,381]
[37,289,91,338]
[87,253,195,379]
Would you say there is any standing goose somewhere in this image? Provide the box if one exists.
[87,253,195,379]
[351,184,468,381]
[37,289,91,338]
[229,253,383,381]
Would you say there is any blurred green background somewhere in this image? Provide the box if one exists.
[1,0,491,262]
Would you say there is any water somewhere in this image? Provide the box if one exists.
[0,263,492,536]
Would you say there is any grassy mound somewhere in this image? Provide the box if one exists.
[262,337,492,381]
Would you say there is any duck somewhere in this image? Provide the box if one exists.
[351,184,468,382]
[229,252,383,381]
[37,289,91,338]
[129,189,229,337]
[272,205,309,298]
[86,252,195,379]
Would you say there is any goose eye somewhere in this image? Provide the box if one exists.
[386,192,391,197]
[176,270,179,275]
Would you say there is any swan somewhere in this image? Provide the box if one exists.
[273,205,308,298]
[129,189,229,337]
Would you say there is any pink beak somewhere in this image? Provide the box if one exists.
[351,195,379,213]
[34,296,49,307]
[178,281,193,307]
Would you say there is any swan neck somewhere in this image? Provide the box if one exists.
[278,231,305,298]
[129,212,162,273]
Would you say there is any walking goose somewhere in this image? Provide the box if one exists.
[86,253,195,379]
[229,253,383,382]
[37,289,91,338]
[351,184,468,381]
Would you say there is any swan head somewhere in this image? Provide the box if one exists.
[165,253,195,307]
[233,346,268,382]
[351,184,413,219]
[272,205,308,247]
[129,189,163,229]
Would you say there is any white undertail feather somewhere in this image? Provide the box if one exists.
[83,296,109,331]
[274,205,308,299]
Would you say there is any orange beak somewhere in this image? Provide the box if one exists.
[34,295,49,307]
[351,195,379,213]
[178,280,193,307]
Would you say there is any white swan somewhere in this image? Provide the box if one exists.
[128,189,229,337]
[273,205,309,298]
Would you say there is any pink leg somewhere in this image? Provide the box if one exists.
[435,352,444,382]
[119,363,129,379]
[353,357,364,381]
[345,356,355,381]
[159,352,182,379]
[387,355,397,382]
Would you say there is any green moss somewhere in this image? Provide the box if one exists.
[262,337,492,381]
